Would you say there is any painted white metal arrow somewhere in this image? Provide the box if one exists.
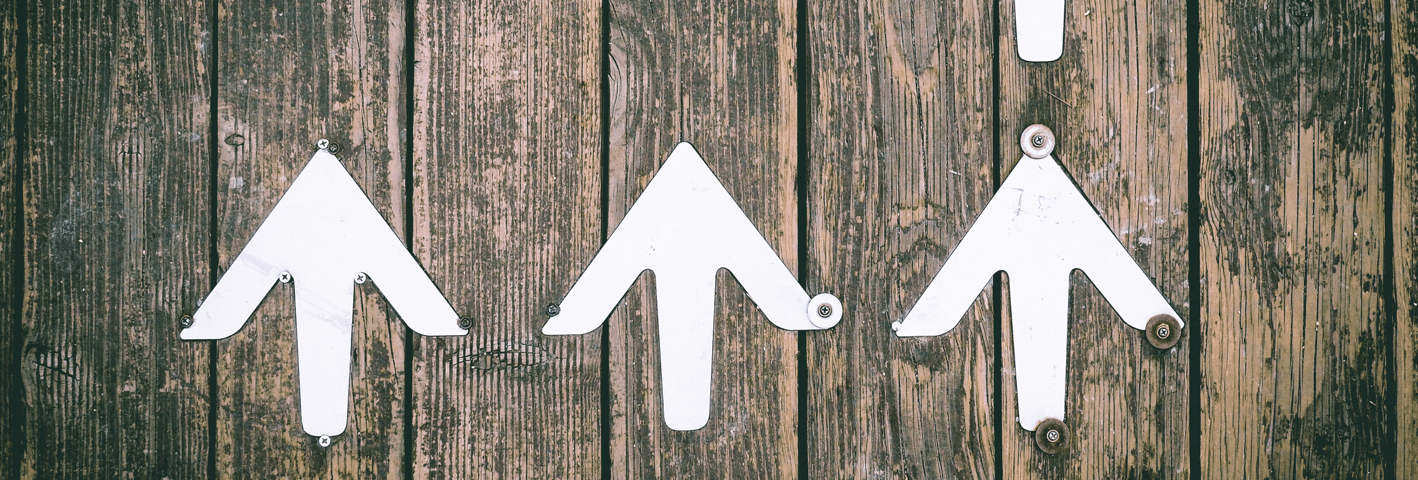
[1016,0,1066,62]
[543,142,841,431]
[182,144,465,441]
[893,126,1182,432]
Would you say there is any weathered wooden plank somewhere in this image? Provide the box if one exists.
[21,0,211,476]
[1198,0,1390,477]
[607,0,800,477]
[1394,0,1417,475]
[997,0,1190,477]
[215,0,408,475]
[803,0,996,478]
[408,0,602,478]
[0,0,18,475]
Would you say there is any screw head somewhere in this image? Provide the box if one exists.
[546,303,561,317]
[326,141,341,154]
[1034,417,1070,455]
[354,272,367,285]
[180,314,194,329]
[457,316,473,330]
[279,271,292,283]
[317,139,329,150]
[1146,314,1183,350]
[1020,124,1056,159]
[318,435,331,447]
[806,294,842,329]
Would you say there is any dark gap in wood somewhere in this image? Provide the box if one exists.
[7,1,27,477]
[402,0,417,475]
[1185,0,1201,477]
[1381,0,1398,477]
[990,1,1002,479]
[598,0,612,477]
[794,0,811,478]
[205,0,221,476]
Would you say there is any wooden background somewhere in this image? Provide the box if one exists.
[0,0,1411,477]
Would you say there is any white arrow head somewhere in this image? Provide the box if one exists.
[182,149,464,438]
[1016,0,1066,62]
[895,154,1181,431]
[543,142,840,431]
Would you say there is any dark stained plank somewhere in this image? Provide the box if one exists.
[803,0,996,478]
[0,0,18,474]
[997,0,1189,477]
[606,0,801,477]
[1198,0,1389,477]
[407,0,602,477]
[214,0,408,475]
[1394,0,1416,475]
[21,0,211,476]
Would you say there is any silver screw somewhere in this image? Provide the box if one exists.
[817,303,833,318]
[317,139,330,150]
[318,435,331,447]
[1156,325,1170,339]
[1032,135,1047,147]
[1046,429,1060,443]
[279,271,292,283]
[355,272,367,285]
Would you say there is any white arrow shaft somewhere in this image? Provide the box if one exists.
[1009,271,1069,431]
[656,268,717,431]
[294,272,356,437]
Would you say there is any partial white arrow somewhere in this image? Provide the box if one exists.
[182,145,465,440]
[543,142,841,431]
[894,126,1181,432]
[1016,0,1066,62]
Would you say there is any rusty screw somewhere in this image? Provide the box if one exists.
[1034,417,1070,455]
[546,303,561,317]
[180,314,194,329]
[458,316,473,329]
[1146,314,1183,350]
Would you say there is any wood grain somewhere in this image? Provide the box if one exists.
[21,0,211,476]
[1394,0,1417,475]
[607,0,801,476]
[408,0,602,478]
[1198,0,1390,477]
[0,1,18,475]
[214,0,409,475]
[997,0,1190,477]
[804,0,996,478]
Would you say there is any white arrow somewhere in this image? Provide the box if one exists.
[893,126,1182,433]
[182,143,465,442]
[543,142,842,431]
[1016,0,1066,62]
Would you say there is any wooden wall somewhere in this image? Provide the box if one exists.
[1,0,1410,477]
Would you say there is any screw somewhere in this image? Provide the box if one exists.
[1034,418,1069,454]
[317,139,329,150]
[326,141,341,154]
[279,271,292,283]
[1146,314,1182,350]
[1156,325,1170,339]
[817,303,833,318]
[546,303,561,317]
[180,315,194,328]
[1020,124,1056,159]
[1032,135,1047,148]
[355,272,367,285]
[457,316,473,329]
[1046,429,1060,443]
[318,435,331,447]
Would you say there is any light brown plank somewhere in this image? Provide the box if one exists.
[607,0,801,477]
[1198,0,1390,477]
[214,0,408,475]
[804,0,997,478]
[21,0,211,476]
[407,0,603,478]
[0,1,17,474]
[1395,0,1417,475]
[997,0,1190,477]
